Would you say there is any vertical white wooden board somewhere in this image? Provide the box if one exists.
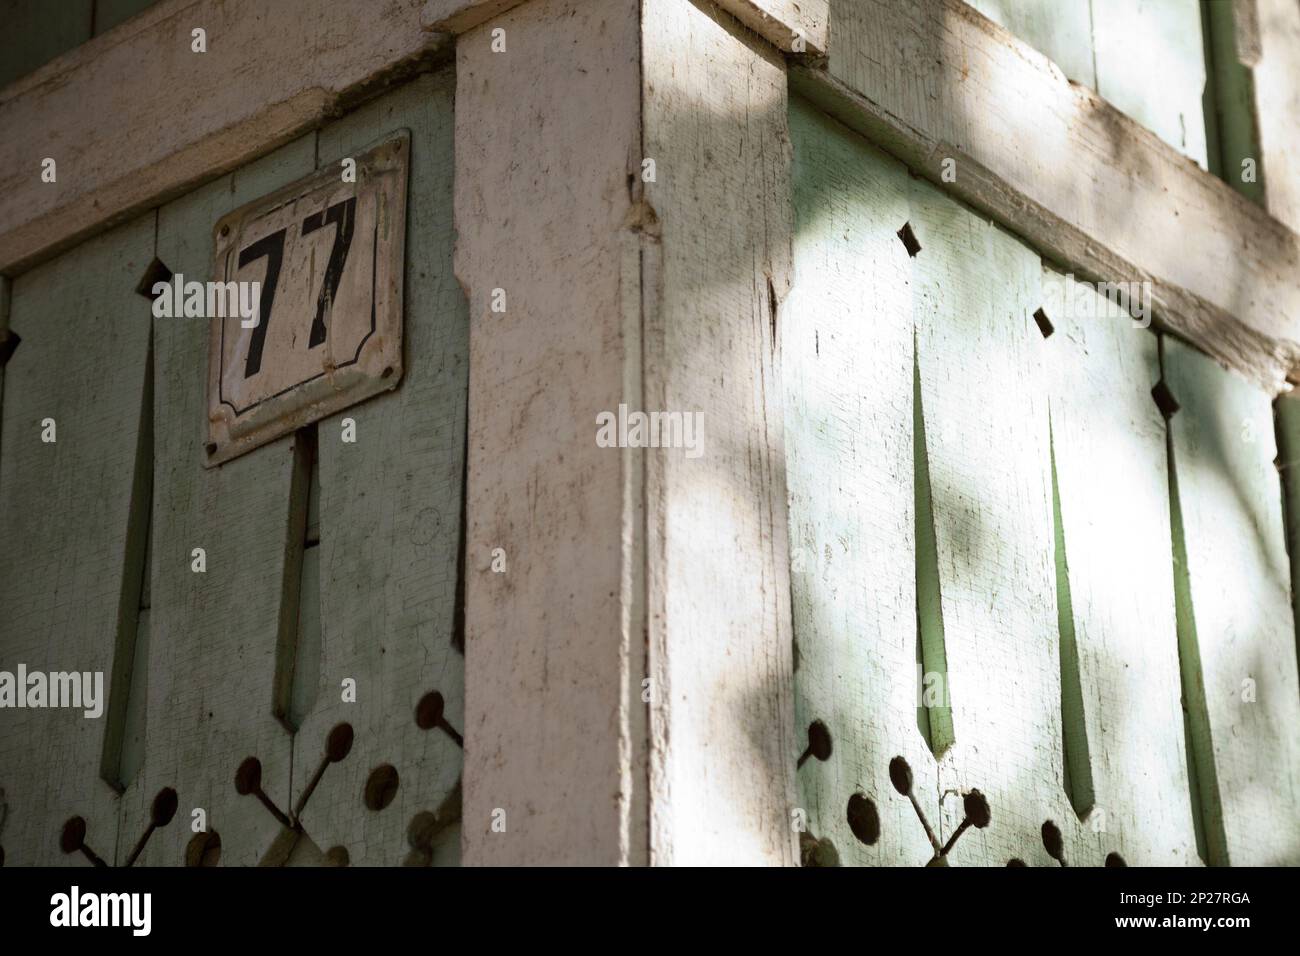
[0,214,154,865]
[457,0,646,865]
[641,0,799,866]
[785,98,937,866]
[292,69,467,866]
[1164,337,1300,864]
[119,135,317,866]
[1091,0,1209,168]
[964,0,1096,88]
[1040,269,1199,865]
[907,180,1074,866]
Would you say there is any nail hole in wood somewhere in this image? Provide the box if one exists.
[799,831,841,867]
[60,816,86,854]
[1041,819,1066,864]
[897,222,922,258]
[234,757,262,795]
[151,787,179,827]
[797,720,833,768]
[1033,307,1054,338]
[889,755,913,795]
[135,258,174,300]
[963,789,991,829]
[1152,381,1180,418]
[205,442,218,457]
[364,764,399,811]
[326,722,354,762]
[185,830,221,867]
[415,692,445,730]
[325,845,350,867]
[846,793,881,845]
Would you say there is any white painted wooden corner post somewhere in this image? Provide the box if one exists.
[453,0,807,864]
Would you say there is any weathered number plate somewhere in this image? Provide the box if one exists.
[205,132,408,465]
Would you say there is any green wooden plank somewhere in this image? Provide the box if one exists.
[1092,0,1210,168]
[0,0,93,87]
[0,213,154,865]
[291,68,467,866]
[1276,393,1300,681]
[1040,268,1199,865]
[966,0,1096,87]
[1163,336,1300,864]
[118,134,317,866]
[785,98,937,866]
[1201,0,1265,202]
[907,177,1071,866]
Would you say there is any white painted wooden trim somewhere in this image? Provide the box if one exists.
[714,0,829,54]
[1254,0,1300,233]
[642,0,800,866]
[801,0,1300,392]
[456,0,649,866]
[0,0,450,277]
[421,0,531,33]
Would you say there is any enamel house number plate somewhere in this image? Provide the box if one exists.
[204,132,408,465]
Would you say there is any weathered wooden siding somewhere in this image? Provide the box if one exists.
[966,0,1209,168]
[0,68,465,867]
[292,70,466,868]
[0,214,154,866]
[787,93,1297,865]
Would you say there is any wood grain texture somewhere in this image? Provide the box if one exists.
[785,98,937,866]
[291,69,467,867]
[456,0,646,866]
[714,0,829,54]
[0,213,153,865]
[0,0,449,277]
[785,100,1209,866]
[1255,0,1300,232]
[1040,267,1199,865]
[421,0,530,32]
[1163,337,1300,864]
[1091,0,1208,168]
[641,0,799,866]
[965,0,1096,87]
[806,0,1300,391]
[902,177,1075,867]
[118,135,318,867]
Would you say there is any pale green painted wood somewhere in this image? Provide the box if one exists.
[1201,0,1265,202]
[1040,268,1199,865]
[1092,0,1210,168]
[906,179,1076,866]
[966,0,1096,87]
[1163,337,1300,864]
[0,0,92,87]
[292,69,467,866]
[119,134,318,866]
[785,98,937,866]
[0,213,154,865]
[788,97,1109,866]
[1276,394,1300,679]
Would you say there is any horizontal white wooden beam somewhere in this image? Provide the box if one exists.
[421,0,531,33]
[714,0,829,54]
[806,0,1300,392]
[0,0,450,277]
